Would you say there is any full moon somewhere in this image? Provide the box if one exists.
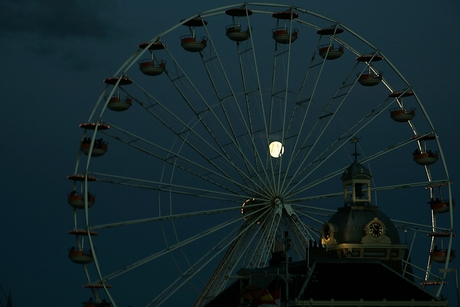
[269,141,284,158]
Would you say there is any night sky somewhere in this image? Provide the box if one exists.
[1,1,459,306]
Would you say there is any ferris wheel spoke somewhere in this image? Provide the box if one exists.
[274,51,327,191]
[202,24,277,194]
[234,19,274,191]
[280,35,324,188]
[159,48,274,195]
[286,132,430,198]
[358,133,434,164]
[392,219,451,233]
[245,206,282,267]
[235,75,268,190]
[195,209,274,305]
[287,53,378,182]
[89,205,242,231]
[283,133,352,198]
[100,124,264,196]
[148,218,256,306]
[286,211,316,248]
[287,178,448,204]
[123,81,270,195]
[291,203,338,213]
[291,209,331,229]
[290,191,342,203]
[372,180,449,193]
[99,212,246,283]
[284,47,387,181]
[91,172,250,202]
[280,60,363,194]
[121,74,268,196]
[85,48,145,123]
[99,205,270,286]
[267,16,296,180]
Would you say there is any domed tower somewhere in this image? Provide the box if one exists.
[321,138,407,272]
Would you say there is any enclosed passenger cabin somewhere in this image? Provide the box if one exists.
[104,76,133,110]
[272,28,298,44]
[390,108,415,122]
[107,96,132,111]
[318,44,344,60]
[225,8,252,42]
[68,191,95,209]
[138,41,167,76]
[82,284,112,306]
[68,248,93,264]
[80,138,108,157]
[68,231,97,264]
[412,132,438,165]
[138,60,166,76]
[67,174,97,208]
[272,11,299,44]
[357,72,382,86]
[181,36,207,51]
[180,18,208,52]
[426,181,455,213]
[430,249,456,263]
[226,25,251,41]
[317,27,344,59]
[413,150,438,165]
[428,198,455,213]
[428,233,456,263]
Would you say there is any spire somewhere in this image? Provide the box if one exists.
[342,137,372,206]
[350,136,361,162]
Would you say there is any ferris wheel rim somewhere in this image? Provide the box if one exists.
[68,3,454,306]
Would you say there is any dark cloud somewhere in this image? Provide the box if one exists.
[0,0,131,70]
[0,0,122,39]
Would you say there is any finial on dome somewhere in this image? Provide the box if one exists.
[350,136,361,161]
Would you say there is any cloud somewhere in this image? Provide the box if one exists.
[0,0,123,40]
[1,0,131,70]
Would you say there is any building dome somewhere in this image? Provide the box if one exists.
[328,205,400,244]
[320,143,407,270]
[341,160,372,181]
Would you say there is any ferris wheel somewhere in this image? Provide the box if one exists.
[67,3,455,306]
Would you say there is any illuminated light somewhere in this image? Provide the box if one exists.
[269,141,284,158]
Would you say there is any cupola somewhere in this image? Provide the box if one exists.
[341,138,372,206]
[320,138,407,272]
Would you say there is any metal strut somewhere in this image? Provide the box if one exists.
[194,214,259,306]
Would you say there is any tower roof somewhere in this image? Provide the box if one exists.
[328,205,400,244]
[298,259,446,304]
[341,160,372,181]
